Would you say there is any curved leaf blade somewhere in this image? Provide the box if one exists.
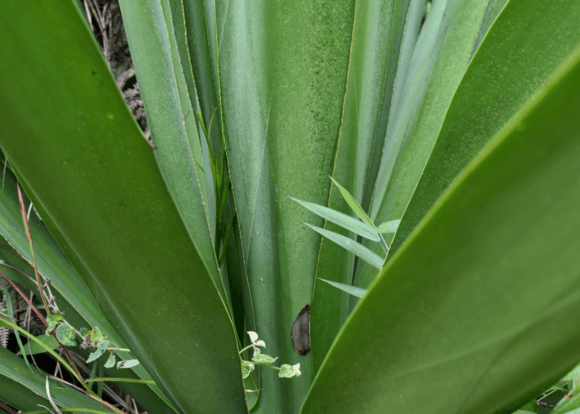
[0,164,176,413]
[329,178,374,228]
[0,347,113,413]
[309,0,418,377]
[304,223,383,270]
[356,0,492,290]
[391,0,580,255]
[117,0,226,307]
[303,39,580,414]
[216,1,358,411]
[0,3,245,413]
[317,278,367,299]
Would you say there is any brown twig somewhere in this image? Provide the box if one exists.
[16,182,50,315]
[0,401,17,414]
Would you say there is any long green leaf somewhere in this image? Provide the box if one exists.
[318,278,367,299]
[117,0,226,309]
[0,3,245,413]
[390,0,580,256]
[469,0,510,60]
[216,1,358,412]
[0,169,176,413]
[0,373,49,414]
[356,0,493,291]
[304,224,383,270]
[302,40,580,414]
[290,197,379,241]
[17,335,59,356]
[309,0,418,376]
[0,347,113,413]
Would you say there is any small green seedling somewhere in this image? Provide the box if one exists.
[290,178,402,297]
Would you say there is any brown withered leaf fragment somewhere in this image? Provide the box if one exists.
[291,304,310,356]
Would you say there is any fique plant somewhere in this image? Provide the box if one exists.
[1,1,580,413]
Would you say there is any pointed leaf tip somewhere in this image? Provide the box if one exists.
[330,177,375,228]
[318,278,368,298]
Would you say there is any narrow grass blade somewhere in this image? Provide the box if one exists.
[330,178,374,228]
[17,334,59,356]
[317,278,367,299]
[304,223,384,270]
[290,197,379,241]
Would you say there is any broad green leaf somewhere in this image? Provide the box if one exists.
[17,335,59,356]
[117,0,225,310]
[369,0,489,223]
[376,220,401,234]
[304,223,384,270]
[289,197,379,241]
[318,278,367,299]
[0,169,173,411]
[302,41,580,414]
[469,0,510,60]
[391,0,580,256]
[0,3,245,414]
[357,0,493,292]
[309,0,418,376]
[216,0,358,411]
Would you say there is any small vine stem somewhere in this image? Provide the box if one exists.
[239,344,255,354]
